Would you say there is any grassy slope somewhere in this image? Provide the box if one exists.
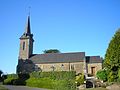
[0,85,8,90]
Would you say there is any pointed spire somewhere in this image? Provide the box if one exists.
[25,16,31,34]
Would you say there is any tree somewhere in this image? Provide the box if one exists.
[43,49,60,53]
[104,29,120,82]
[0,70,3,82]
[0,70,3,77]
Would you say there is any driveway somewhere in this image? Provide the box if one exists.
[3,85,49,90]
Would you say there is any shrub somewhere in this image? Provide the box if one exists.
[7,74,18,78]
[26,78,76,90]
[30,72,41,78]
[3,74,18,85]
[27,71,76,90]
[30,71,76,80]
[53,79,76,90]
[76,73,84,86]
[96,69,108,82]
[3,78,15,85]
[26,78,54,89]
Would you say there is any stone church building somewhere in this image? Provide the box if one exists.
[17,16,102,75]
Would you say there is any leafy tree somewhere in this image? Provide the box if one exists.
[0,70,3,77]
[43,49,60,53]
[0,70,3,82]
[104,29,120,82]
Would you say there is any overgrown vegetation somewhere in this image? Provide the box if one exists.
[3,71,76,90]
[76,73,85,86]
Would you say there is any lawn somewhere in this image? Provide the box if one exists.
[0,85,8,90]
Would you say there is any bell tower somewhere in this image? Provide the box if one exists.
[19,16,34,60]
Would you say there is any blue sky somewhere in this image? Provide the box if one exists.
[0,0,120,74]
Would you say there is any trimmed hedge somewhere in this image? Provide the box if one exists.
[26,78,76,90]
[53,79,76,90]
[30,71,76,80]
[26,78,54,89]
[27,71,76,90]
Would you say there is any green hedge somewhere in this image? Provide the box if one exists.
[30,71,76,80]
[53,79,76,90]
[27,71,76,90]
[26,78,54,89]
[4,71,76,90]
[26,78,75,90]
[3,78,14,85]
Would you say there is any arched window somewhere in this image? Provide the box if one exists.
[23,42,25,50]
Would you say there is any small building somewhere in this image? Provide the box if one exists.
[17,16,102,75]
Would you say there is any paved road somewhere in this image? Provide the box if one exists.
[3,85,49,90]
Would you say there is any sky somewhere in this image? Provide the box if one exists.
[0,0,120,74]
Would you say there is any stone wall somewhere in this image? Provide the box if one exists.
[36,62,84,74]
[19,39,29,59]
[87,63,102,75]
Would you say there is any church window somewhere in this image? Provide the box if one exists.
[23,42,25,50]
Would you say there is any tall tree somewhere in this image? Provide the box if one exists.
[104,29,120,82]
[0,70,3,82]
[43,49,60,53]
[0,70,3,77]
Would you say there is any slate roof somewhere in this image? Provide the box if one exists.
[29,52,85,64]
[86,56,102,63]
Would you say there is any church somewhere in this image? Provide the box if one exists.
[17,16,102,75]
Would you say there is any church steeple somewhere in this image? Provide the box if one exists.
[25,16,31,34]
[19,16,34,60]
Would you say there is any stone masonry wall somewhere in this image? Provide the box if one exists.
[36,62,84,74]
[87,63,102,75]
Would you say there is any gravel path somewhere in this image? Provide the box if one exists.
[3,85,49,90]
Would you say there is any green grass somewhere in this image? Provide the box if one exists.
[0,85,8,90]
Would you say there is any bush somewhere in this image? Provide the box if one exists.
[26,78,54,89]
[3,74,18,85]
[53,79,76,90]
[76,73,84,86]
[4,71,76,90]
[26,78,75,90]
[3,73,29,85]
[27,71,76,90]
[7,74,18,78]
[30,72,41,78]
[3,78,15,85]
[30,71,76,80]
[96,69,108,82]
